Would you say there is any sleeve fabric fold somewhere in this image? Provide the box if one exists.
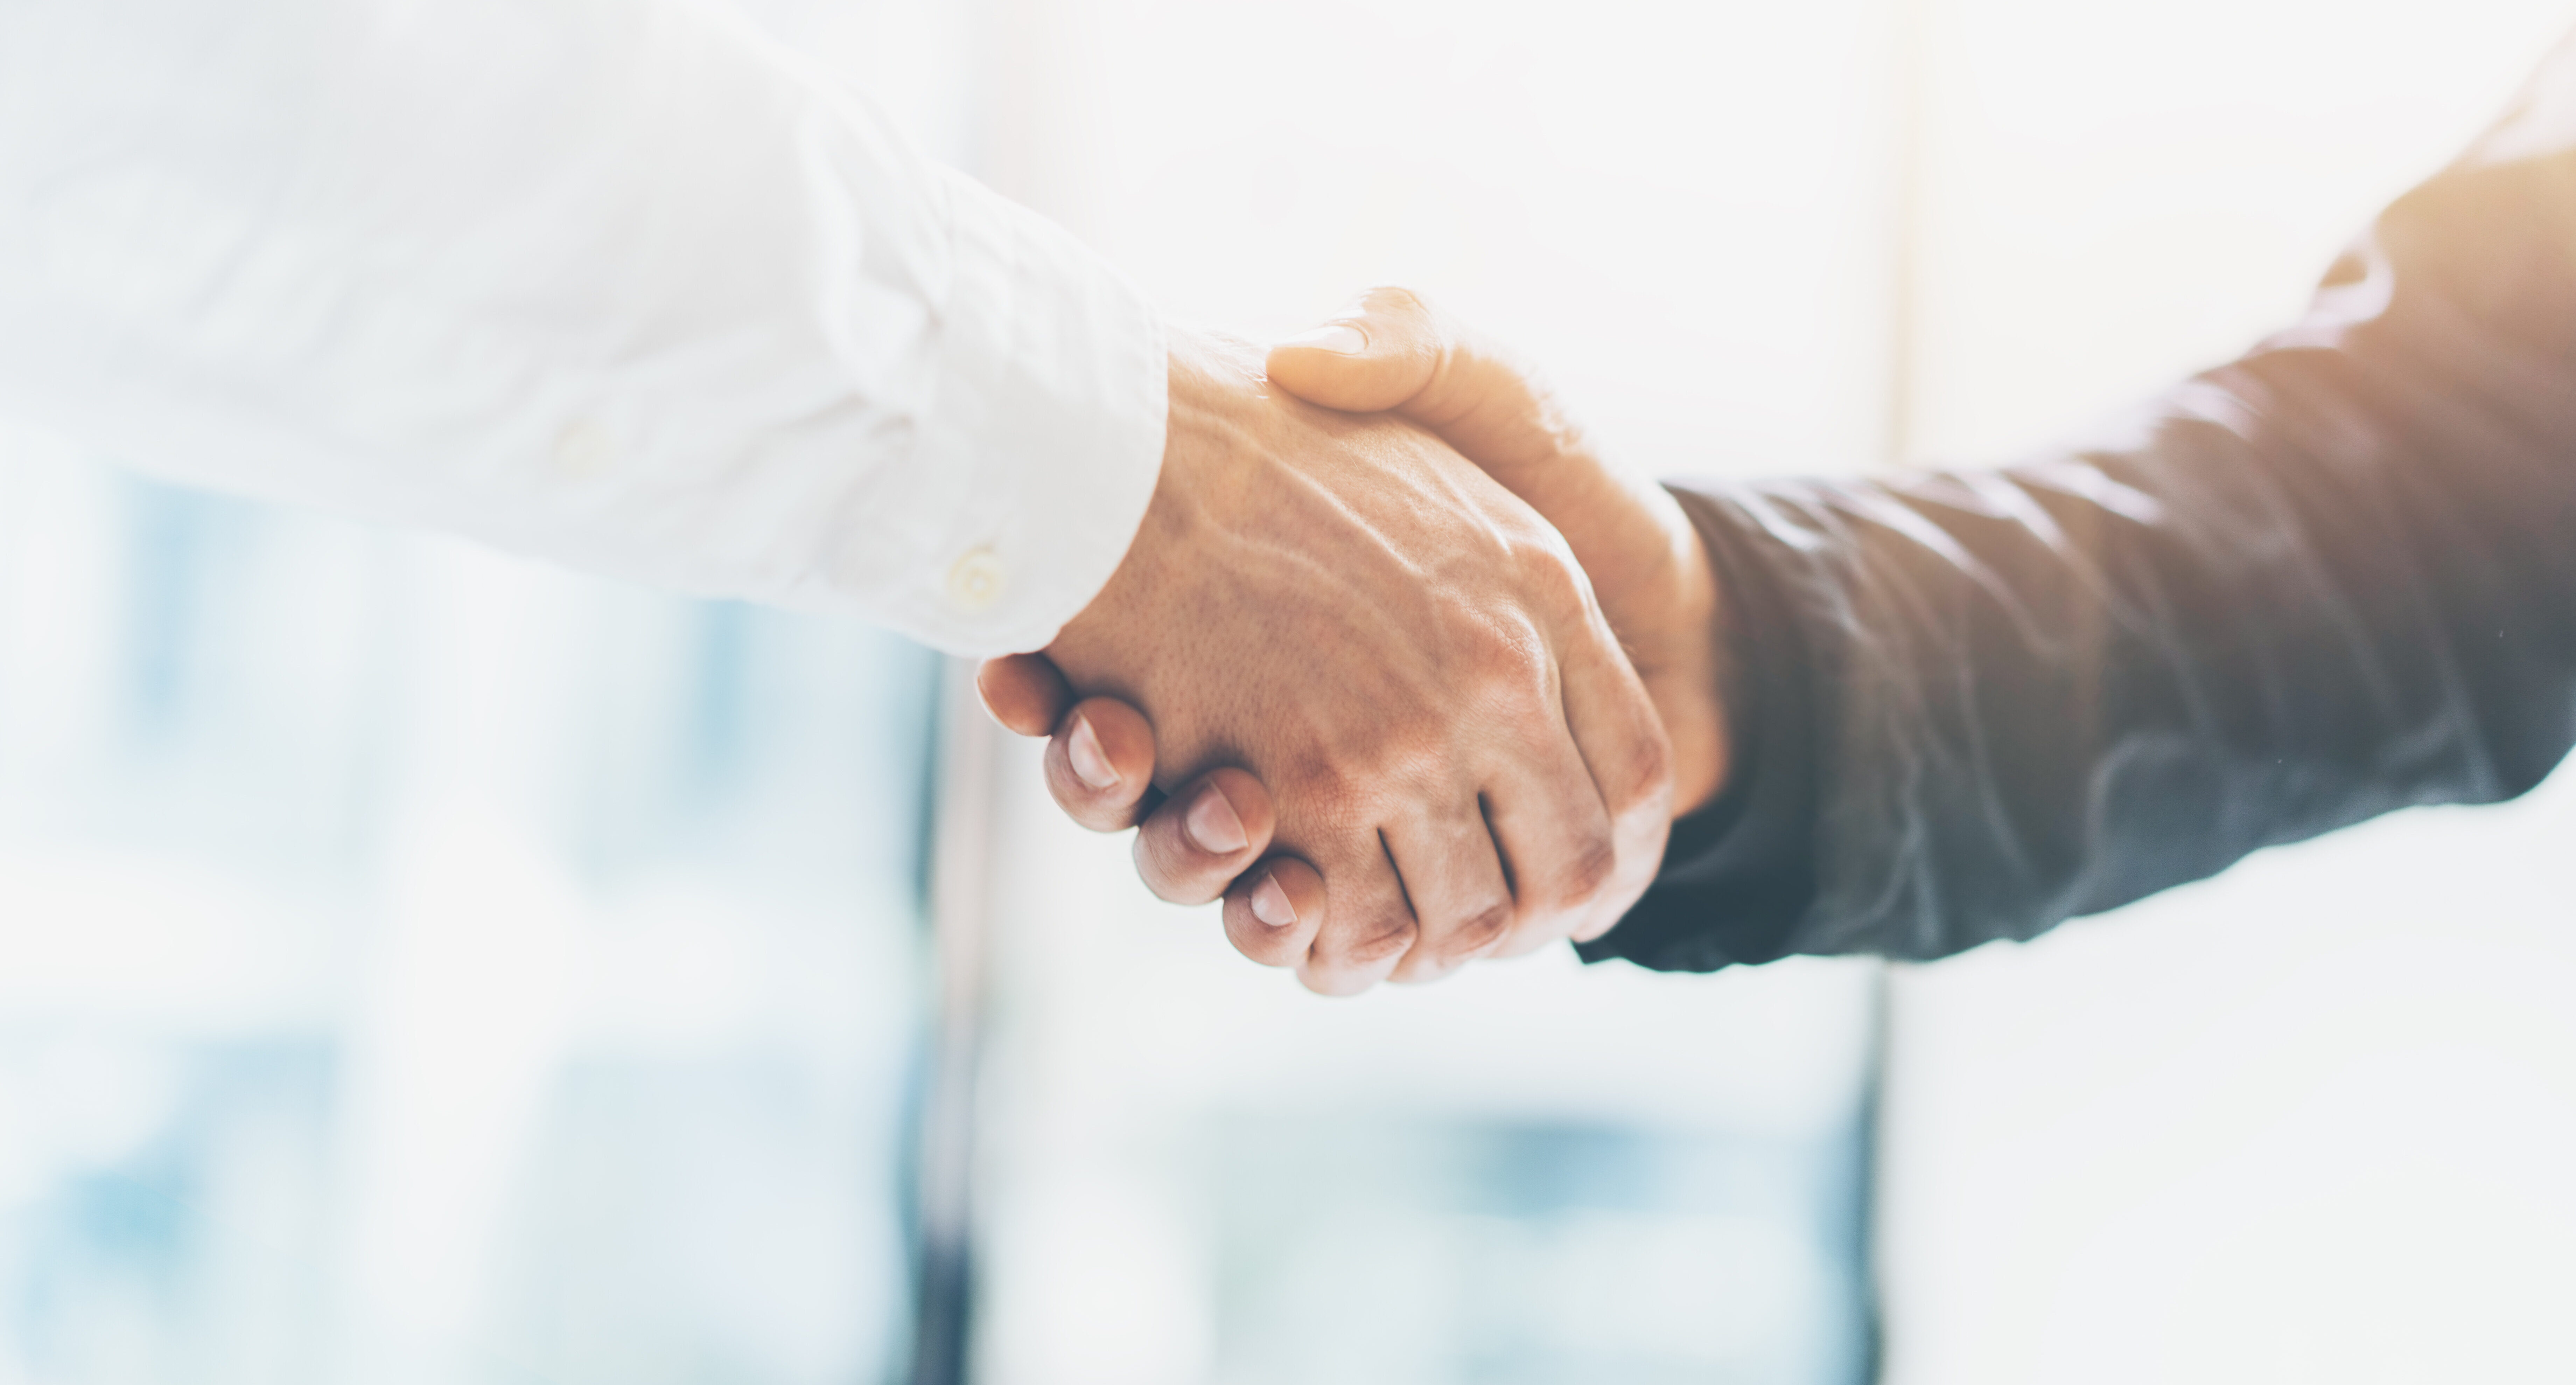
[1587,33,2576,970]
[0,0,1167,656]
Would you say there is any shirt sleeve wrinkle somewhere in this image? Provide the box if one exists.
[1588,29,2576,972]
[0,0,1167,657]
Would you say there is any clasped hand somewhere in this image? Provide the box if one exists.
[981,292,1729,994]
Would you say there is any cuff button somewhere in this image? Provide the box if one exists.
[946,548,1006,613]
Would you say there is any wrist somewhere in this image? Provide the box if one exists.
[1046,325,1273,726]
[1056,328,1233,641]
[1655,517,1731,817]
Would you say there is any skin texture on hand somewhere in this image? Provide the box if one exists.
[1268,289,1729,815]
[1022,325,1674,994]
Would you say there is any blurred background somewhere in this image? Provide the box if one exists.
[2,0,2574,1382]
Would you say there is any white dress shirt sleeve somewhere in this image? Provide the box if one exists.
[0,0,1167,655]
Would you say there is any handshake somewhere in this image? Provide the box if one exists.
[978,290,1732,995]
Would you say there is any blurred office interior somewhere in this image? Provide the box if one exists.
[2,1,2574,1382]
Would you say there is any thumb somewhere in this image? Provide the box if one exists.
[1272,287,1730,814]
[1268,287,1572,482]
[1264,287,1448,414]
[1270,288,1694,640]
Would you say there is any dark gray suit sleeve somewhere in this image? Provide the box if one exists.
[1580,37,2576,972]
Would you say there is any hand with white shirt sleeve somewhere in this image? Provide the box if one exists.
[0,0,1166,657]
[999,325,1673,994]
[0,0,1676,991]
[984,289,1729,988]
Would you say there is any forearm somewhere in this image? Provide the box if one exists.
[0,0,1164,654]
[1588,37,2576,972]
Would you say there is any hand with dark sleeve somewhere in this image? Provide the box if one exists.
[1602,32,2576,970]
[982,31,2576,977]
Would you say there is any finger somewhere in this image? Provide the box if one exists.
[1279,288,1726,820]
[1222,855,1325,969]
[1377,804,1516,984]
[1041,697,1161,833]
[976,653,1073,737]
[1477,711,1622,960]
[1271,291,1689,592]
[1547,618,1676,947]
[1267,287,1565,475]
[1294,836,1418,997]
[1131,767,1275,905]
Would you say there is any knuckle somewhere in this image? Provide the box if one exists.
[1514,540,1590,612]
[1362,284,1429,318]
[1452,622,1549,716]
[1280,745,1386,825]
[1302,778,1383,841]
[1542,829,1619,909]
[1435,899,1514,960]
[1296,751,1442,837]
[1606,721,1676,808]
[1471,610,1546,674]
[1335,909,1416,970]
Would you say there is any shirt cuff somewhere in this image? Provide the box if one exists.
[1575,482,1823,973]
[880,170,1168,656]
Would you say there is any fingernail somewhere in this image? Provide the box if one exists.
[1280,322,1366,354]
[1065,713,1119,790]
[1184,783,1249,855]
[1249,871,1298,928]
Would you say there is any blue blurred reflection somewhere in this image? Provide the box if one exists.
[1208,1115,1871,1385]
[0,431,939,1383]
